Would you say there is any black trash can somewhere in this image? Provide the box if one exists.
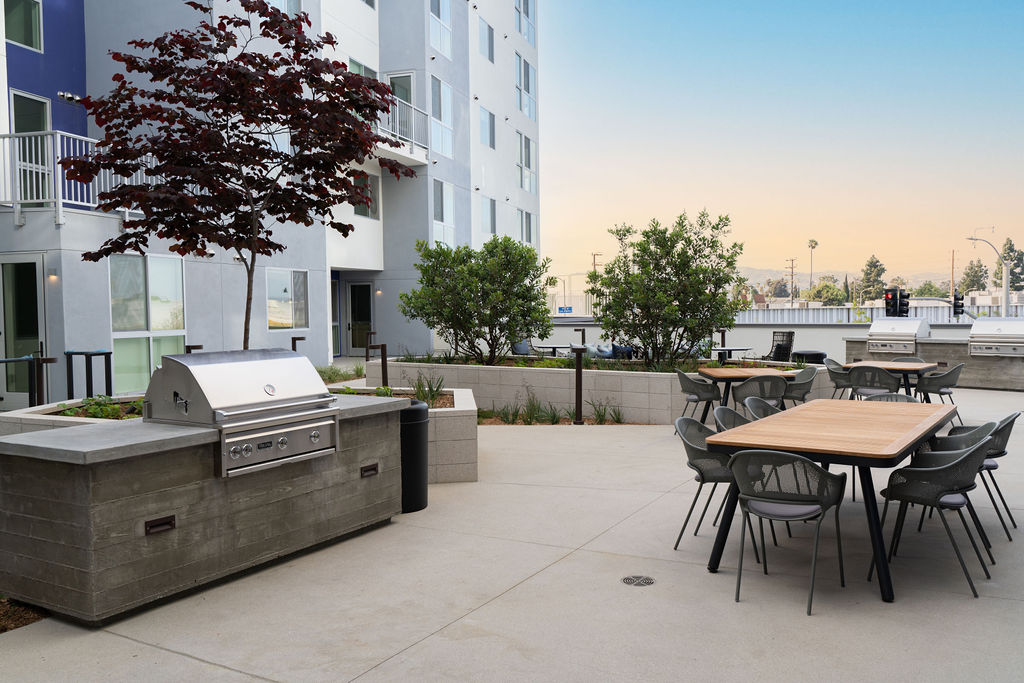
[400,400,429,513]
[791,350,827,364]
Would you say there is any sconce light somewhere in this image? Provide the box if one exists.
[375,288,383,296]
[473,95,479,101]
[47,269,58,282]
[430,55,436,61]
[474,186,480,191]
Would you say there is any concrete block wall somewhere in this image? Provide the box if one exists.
[367,361,834,425]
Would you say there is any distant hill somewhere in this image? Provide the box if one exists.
[739,267,953,289]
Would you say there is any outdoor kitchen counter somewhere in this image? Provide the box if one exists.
[0,394,409,464]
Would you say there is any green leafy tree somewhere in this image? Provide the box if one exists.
[860,255,887,302]
[914,280,947,297]
[992,238,1024,290]
[805,281,846,306]
[585,211,745,366]
[959,258,989,293]
[818,273,838,285]
[843,274,851,302]
[766,277,789,298]
[889,275,908,290]
[399,237,557,365]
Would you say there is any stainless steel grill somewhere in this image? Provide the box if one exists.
[144,349,339,477]
[968,318,1024,357]
[866,318,931,354]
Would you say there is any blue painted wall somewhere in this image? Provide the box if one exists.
[6,0,87,134]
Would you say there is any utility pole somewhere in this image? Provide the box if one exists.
[591,252,603,272]
[785,258,797,308]
[950,250,955,301]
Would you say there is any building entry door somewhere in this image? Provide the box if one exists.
[0,254,45,409]
[347,282,372,356]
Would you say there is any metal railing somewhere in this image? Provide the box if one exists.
[378,97,429,153]
[734,304,1023,325]
[0,130,153,225]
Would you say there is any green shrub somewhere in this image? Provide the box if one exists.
[610,406,625,424]
[353,362,365,378]
[316,365,351,384]
[521,388,542,425]
[375,386,393,397]
[587,399,608,425]
[539,402,562,424]
[59,395,143,419]
[411,371,445,408]
[494,402,521,424]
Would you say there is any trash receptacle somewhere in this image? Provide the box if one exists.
[400,400,429,513]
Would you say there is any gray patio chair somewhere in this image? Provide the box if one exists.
[916,363,965,424]
[731,375,787,415]
[673,417,761,560]
[713,405,749,432]
[744,396,781,420]
[873,436,994,597]
[848,365,902,399]
[782,367,817,407]
[676,370,722,425]
[864,392,919,403]
[729,449,846,615]
[938,413,1019,541]
[823,358,852,399]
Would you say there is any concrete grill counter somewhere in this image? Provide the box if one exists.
[0,393,408,624]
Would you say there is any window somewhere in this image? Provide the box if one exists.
[354,173,379,219]
[349,58,377,80]
[269,0,302,15]
[479,17,494,62]
[5,0,41,50]
[479,107,495,149]
[517,209,536,245]
[429,0,452,59]
[514,0,536,47]
[479,195,496,235]
[515,53,537,120]
[430,76,454,157]
[433,179,454,246]
[110,254,185,393]
[517,132,536,193]
[267,269,309,330]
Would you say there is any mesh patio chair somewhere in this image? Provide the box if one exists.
[713,405,749,433]
[761,331,795,362]
[873,436,994,598]
[938,413,1019,541]
[848,365,902,399]
[823,358,852,399]
[864,392,919,403]
[729,450,846,615]
[676,370,722,425]
[744,396,781,420]
[673,417,761,560]
[782,367,817,407]
[916,363,965,424]
[731,375,788,416]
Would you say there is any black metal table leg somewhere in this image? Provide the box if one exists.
[699,400,712,424]
[859,466,894,602]
[902,373,912,396]
[708,482,739,573]
[720,381,732,407]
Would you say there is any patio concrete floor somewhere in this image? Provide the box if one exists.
[2,388,1023,681]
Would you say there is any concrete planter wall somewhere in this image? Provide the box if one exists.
[0,396,145,435]
[367,360,833,425]
[335,387,478,484]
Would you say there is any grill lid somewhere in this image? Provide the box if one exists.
[968,317,1024,342]
[867,318,931,340]
[144,349,331,426]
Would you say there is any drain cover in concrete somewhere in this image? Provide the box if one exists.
[621,575,655,587]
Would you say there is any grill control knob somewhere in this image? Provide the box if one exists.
[241,444,253,458]
[309,430,320,443]
[278,437,289,449]
[229,445,242,460]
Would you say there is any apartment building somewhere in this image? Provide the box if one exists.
[0,0,539,407]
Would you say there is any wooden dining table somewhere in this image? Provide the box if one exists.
[843,360,938,397]
[696,367,797,421]
[704,399,957,602]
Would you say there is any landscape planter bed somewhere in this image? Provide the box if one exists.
[367,359,832,425]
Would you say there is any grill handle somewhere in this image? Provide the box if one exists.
[214,395,334,421]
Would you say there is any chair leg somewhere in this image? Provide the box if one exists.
[835,508,845,587]
[980,472,1013,542]
[917,505,929,532]
[759,517,768,575]
[889,501,908,561]
[937,508,978,598]
[851,466,856,502]
[785,521,793,538]
[735,510,747,603]
[712,492,727,527]
[964,495,995,564]
[769,520,778,546]
[807,517,824,616]
[747,513,761,564]
[957,508,991,580]
[988,469,1017,529]
[693,482,718,536]
[674,482,704,550]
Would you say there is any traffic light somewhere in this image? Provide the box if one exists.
[884,288,898,316]
[953,290,965,316]
[897,289,910,317]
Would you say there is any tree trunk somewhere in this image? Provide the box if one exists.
[242,253,255,350]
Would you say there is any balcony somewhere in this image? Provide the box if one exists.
[376,97,430,167]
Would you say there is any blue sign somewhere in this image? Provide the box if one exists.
[558,306,573,314]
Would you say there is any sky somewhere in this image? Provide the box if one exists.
[537,0,1023,286]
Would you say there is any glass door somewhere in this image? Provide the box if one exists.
[330,275,341,356]
[347,282,372,355]
[0,254,45,409]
